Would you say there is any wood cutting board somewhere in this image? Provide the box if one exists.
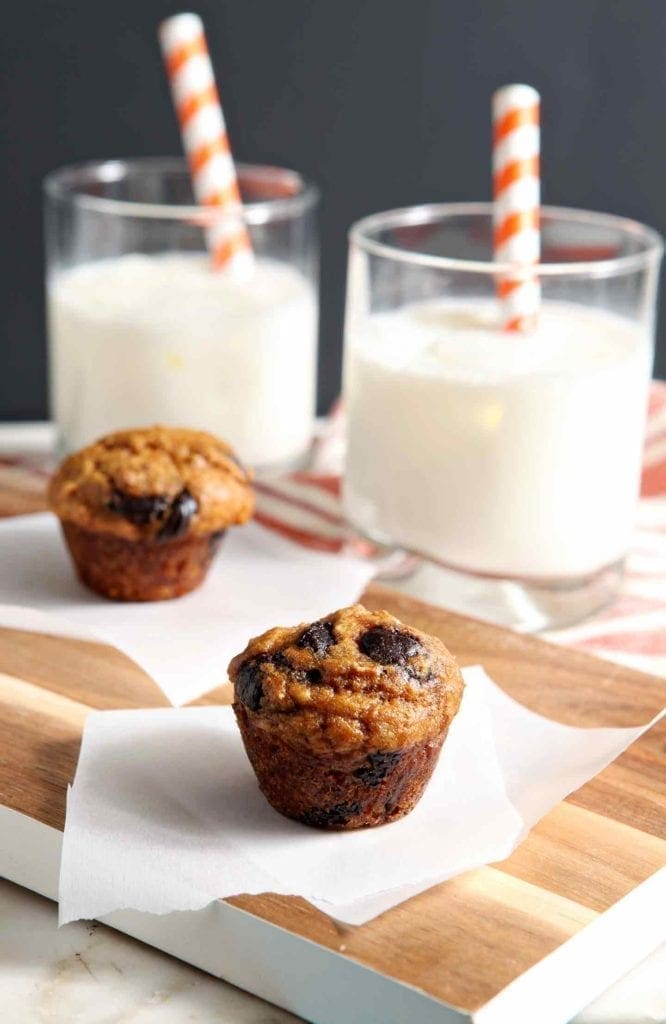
[1,579,664,1016]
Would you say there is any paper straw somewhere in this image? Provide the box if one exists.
[492,84,540,332]
[159,12,254,277]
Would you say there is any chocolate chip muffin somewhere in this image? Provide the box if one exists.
[229,604,464,830]
[48,426,254,601]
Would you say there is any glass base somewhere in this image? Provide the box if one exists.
[374,553,624,633]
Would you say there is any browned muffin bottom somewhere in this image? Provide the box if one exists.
[229,605,464,830]
[48,426,254,601]
[61,522,226,602]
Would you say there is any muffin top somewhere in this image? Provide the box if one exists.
[48,426,254,541]
[228,604,464,754]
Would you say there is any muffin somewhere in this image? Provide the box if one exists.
[48,426,254,601]
[229,604,464,830]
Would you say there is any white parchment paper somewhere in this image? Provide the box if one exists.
[58,666,661,926]
[0,512,375,704]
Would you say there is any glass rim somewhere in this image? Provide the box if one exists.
[43,156,319,224]
[349,202,664,278]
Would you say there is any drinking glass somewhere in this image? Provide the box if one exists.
[44,158,319,469]
[343,203,663,630]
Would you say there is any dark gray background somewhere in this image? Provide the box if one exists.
[2,0,665,419]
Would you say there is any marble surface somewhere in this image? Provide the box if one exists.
[0,879,298,1024]
[2,879,665,1024]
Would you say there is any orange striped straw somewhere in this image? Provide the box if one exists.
[492,84,540,332]
[159,12,254,277]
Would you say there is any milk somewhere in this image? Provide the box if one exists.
[48,254,317,466]
[344,301,652,579]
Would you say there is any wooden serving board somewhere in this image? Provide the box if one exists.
[1,582,664,1021]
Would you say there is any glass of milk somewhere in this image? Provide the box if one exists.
[343,204,662,630]
[44,158,319,469]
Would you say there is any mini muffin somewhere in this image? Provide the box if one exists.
[229,604,464,830]
[48,426,254,601]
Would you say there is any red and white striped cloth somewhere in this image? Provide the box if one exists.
[2,383,666,678]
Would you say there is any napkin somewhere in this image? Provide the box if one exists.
[0,513,375,705]
[58,666,661,926]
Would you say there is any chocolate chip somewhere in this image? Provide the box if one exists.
[358,626,421,665]
[300,802,361,829]
[305,668,323,684]
[108,487,198,540]
[297,620,336,657]
[354,750,403,787]
[157,489,198,540]
[235,657,267,712]
[108,490,169,525]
